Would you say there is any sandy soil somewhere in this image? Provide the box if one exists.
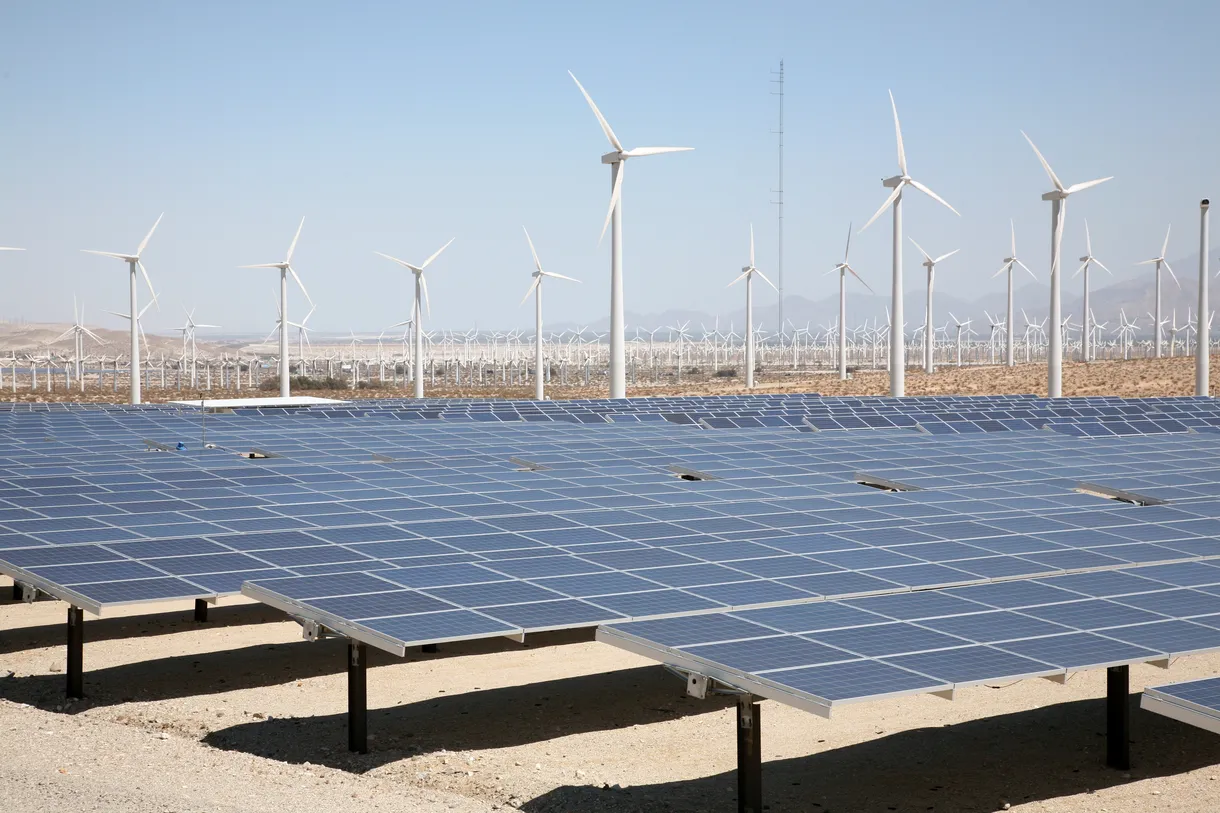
[5,588,1220,812]
[4,361,1220,812]
[7,356,1216,403]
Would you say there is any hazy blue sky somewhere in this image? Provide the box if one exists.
[0,1,1216,335]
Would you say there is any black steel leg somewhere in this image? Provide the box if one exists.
[66,606,84,699]
[193,599,208,623]
[348,641,368,754]
[736,697,762,813]
[10,583,19,601]
[1107,665,1130,770]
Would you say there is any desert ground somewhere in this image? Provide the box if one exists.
[7,355,1220,404]
[3,357,1220,813]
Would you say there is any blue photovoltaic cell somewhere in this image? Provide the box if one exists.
[769,659,948,701]
[685,635,853,673]
[361,610,518,644]
[884,645,1059,684]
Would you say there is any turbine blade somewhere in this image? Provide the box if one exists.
[1093,258,1113,275]
[992,261,1013,279]
[136,212,164,257]
[81,250,131,260]
[542,271,580,282]
[933,248,960,264]
[749,223,755,267]
[520,275,540,306]
[523,226,543,273]
[888,90,906,176]
[859,185,903,233]
[1015,259,1037,281]
[419,237,455,270]
[137,260,158,308]
[420,273,431,318]
[907,179,960,216]
[1020,131,1065,192]
[908,237,932,262]
[1010,219,1016,256]
[846,265,874,294]
[286,216,305,263]
[239,262,283,269]
[727,269,750,287]
[599,160,624,244]
[1085,219,1093,255]
[1065,177,1112,195]
[843,222,852,262]
[0,247,25,251]
[289,265,313,306]
[623,146,693,157]
[1161,223,1172,259]
[373,251,413,268]
[754,269,778,291]
[1164,261,1180,288]
[568,71,623,152]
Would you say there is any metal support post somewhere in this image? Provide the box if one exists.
[194,598,208,623]
[348,641,368,754]
[66,606,84,698]
[736,696,762,813]
[1107,665,1130,770]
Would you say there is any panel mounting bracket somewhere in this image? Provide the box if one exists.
[16,581,38,603]
[666,465,718,482]
[664,664,749,699]
[508,456,548,472]
[1074,482,1168,507]
[854,472,923,492]
[294,616,345,642]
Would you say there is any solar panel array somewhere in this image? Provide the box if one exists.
[599,560,1220,714]
[2,393,1220,683]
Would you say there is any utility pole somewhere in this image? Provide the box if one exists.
[771,59,785,340]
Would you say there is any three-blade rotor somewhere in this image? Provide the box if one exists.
[569,72,693,243]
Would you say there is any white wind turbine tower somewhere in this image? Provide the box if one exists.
[860,91,959,396]
[81,214,162,404]
[1021,132,1112,397]
[521,227,579,400]
[569,71,692,400]
[1137,225,1179,358]
[239,217,313,398]
[729,225,777,389]
[994,220,1036,367]
[909,239,958,374]
[374,237,455,398]
[1073,219,1111,363]
[829,223,873,380]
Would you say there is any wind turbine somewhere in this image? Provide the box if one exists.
[1073,220,1111,362]
[1021,131,1112,396]
[729,225,777,389]
[521,227,579,400]
[1137,225,1179,358]
[239,217,313,398]
[860,91,959,396]
[994,220,1036,367]
[909,239,959,374]
[828,223,873,380]
[569,71,692,399]
[81,214,162,404]
[374,237,455,398]
[54,297,103,389]
[179,308,219,388]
